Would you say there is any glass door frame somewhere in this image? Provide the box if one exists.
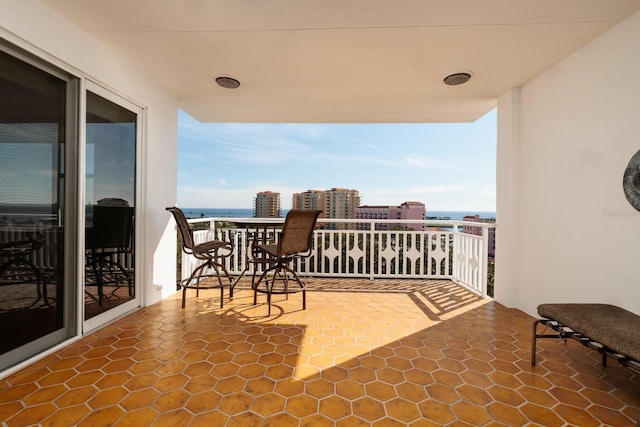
[0,39,147,375]
[82,80,144,333]
[0,41,80,372]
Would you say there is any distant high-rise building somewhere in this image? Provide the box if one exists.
[254,191,281,218]
[356,201,426,231]
[323,188,360,229]
[292,190,325,214]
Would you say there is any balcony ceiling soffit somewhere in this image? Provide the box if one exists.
[42,0,640,123]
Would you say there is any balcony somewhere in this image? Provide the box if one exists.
[1,278,639,425]
[183,218,495,298]
[3,1,640,424]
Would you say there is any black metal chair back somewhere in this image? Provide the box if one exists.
[165,206,195,253]
[166,206,235,308]
[277,210,321,257]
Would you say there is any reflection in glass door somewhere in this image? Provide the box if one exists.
[85,92,137,320]
[0,49,70,370]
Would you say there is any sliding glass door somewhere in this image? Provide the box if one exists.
[0,43,143,369]
[0,48,75,370]
[84,88,139,325]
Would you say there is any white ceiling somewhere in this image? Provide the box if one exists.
[43,0,640,123]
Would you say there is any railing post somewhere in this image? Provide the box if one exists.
[369,222,375,280]
[452,223,459,282]
[481,225,489,298]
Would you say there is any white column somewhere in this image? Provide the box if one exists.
[494,88,521,308]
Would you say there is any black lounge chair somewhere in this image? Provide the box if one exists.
[532,303,640,374]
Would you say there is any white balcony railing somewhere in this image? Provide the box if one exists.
[182,218,495,297]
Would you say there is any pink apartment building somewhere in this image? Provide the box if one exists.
[462,215,496,258]
[356,201,426,231]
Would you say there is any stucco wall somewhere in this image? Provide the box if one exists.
[495,10,640,317]
[1,0,179,306]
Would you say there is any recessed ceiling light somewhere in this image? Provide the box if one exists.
[443,72,472,86]
[215,76,240,89]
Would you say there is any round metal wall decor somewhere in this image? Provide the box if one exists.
[623,149,640,211]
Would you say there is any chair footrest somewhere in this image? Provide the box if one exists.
[253,284,306,295]
[180,273,231,289]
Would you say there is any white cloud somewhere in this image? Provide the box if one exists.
[404,156,462,171]
[361,183,495,211]
[180,119,317,166]
[346,136,378,149]
[365,184,465,201]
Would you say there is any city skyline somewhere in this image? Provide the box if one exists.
[177,109,496,211]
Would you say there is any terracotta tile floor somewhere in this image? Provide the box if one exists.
[1,279,639,426]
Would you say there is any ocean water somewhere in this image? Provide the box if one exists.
[427,211,496,220]
[182,208,255,219]
[183,208,495,220]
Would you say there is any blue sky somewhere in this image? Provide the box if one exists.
[177,109,496,211]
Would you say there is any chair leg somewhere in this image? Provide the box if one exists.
[179,254,235,309]
[210,259,233,308]
[267,292,271,316]
[226,274,234,301]
[231,269,246,298]
[252,268,270,307]
[182,286,187,309]
[302,289,306,310]
[89,255,105,307]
